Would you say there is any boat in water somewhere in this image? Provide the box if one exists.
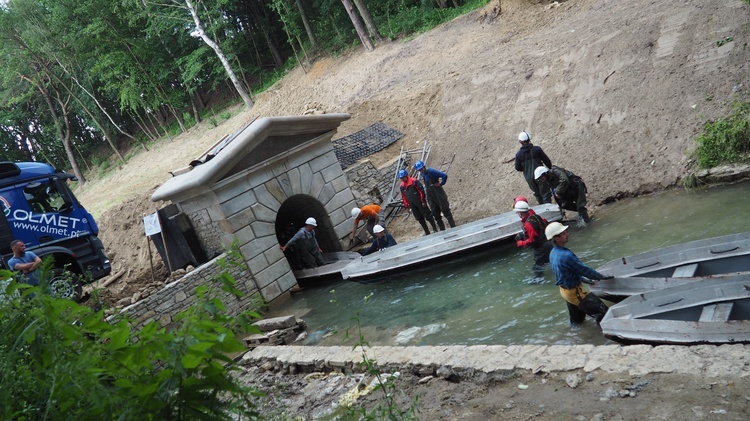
[591,232,750,300]
[597,231,750,278]
[340,203,562,281]
[600,275,750,345]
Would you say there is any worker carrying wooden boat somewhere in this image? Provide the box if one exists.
[546,222,612,325]
[513,199,552,277]
[350,204,381,244]
[534,165,591,225]
[361,225,397,256]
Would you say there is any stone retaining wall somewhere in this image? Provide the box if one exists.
[117,253,261,330]
[243,344,750,380]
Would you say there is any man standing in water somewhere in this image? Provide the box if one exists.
[513,200,552,277]
[546,222,611,325]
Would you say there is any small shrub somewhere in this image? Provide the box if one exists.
[693,101,750,168]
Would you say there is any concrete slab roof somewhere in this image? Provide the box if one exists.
[151,114,351,203]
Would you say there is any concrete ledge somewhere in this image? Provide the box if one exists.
[242,344,750,378]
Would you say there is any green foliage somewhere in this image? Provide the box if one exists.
[0,268,263,420]
[693,102,750,168]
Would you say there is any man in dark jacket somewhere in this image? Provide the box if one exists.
[534,165,591,224]
[398,169,438,235]
[361,225,397,256]
[514,131,552,205]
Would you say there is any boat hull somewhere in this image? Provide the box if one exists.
[600,276,750,345]
[340,204,562,281]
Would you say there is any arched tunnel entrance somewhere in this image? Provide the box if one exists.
[276,195,343,263]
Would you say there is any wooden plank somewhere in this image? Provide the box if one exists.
[673,263,698,278]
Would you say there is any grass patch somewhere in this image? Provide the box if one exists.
[693,101,750,168]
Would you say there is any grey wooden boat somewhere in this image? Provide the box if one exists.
[292,252,361,287]
[600,275,750,345]
[590,272,750,303]
[597,231,750,279]
[340,204,562,280]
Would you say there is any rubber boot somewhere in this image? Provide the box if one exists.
[446,214,456,228]
[579,207,591,224]
[418,219,431,236]
[436,218,446,231]
[579,293,609,324]
[428,218,438,233]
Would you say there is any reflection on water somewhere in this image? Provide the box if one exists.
[266,182,750,346]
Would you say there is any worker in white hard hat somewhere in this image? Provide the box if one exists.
[350,204,382,245]
[513,200,552,277]
[281,217,325,268]
[534,165,591,225]
[546,222,612,325]
[514,131,553,205]
[361,224,397,256]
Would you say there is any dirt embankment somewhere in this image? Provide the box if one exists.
[80,0,750,309]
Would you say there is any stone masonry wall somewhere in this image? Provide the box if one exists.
[345,158,402,208]
[174,135,357,304]
[116,252,261,331]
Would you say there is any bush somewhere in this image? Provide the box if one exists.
[0,270,263,420]
[693,102,750,168]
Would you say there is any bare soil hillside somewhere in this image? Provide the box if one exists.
[77,0,750,309]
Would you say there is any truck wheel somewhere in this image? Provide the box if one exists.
[48,269,83,301]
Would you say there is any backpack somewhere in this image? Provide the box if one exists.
[526,214,548,247]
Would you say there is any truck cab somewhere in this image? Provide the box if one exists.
[0,162,111,299]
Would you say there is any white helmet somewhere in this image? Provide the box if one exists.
[518,131,530,142]
[373,224,385,234]
[305,217,317,227]
[545,222,568,240]
[534,166,549,180]
[351,207,361,218]
[513,201,530,212]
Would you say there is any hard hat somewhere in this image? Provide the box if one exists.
[305,217,317,227]
[518,131,530,142]
[373,224,385,234]
[351,207,361,218]
[414,160,425,171]
[398,169,408,178]
[534,166,549,180]
[513,201,530,212]
[545,222,568,240]
[513,195,528,204]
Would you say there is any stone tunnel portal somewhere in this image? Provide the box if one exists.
[276,194,343,255]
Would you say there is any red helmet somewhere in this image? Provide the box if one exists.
[513,196,528,204]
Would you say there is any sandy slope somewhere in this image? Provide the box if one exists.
[77,0,750,307]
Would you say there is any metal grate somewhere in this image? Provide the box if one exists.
[332,122,403,169]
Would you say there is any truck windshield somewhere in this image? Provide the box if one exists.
[23,180,68,213]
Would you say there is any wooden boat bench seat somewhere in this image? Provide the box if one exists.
[673,263,699,278]
[699,302,734,322]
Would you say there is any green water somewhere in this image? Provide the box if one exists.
[267,182,750,346]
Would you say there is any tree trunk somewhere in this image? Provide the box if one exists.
[296,0,318,48]
[340,0,374,51]
[41,87,85,184]
[352,0,383,42]
[184,0,254,108]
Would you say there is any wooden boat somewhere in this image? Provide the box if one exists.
[590,273,750,303]
[292,252,361,287]
[340,204,562,281]
[596,231,750,278]
[600,275,750,345]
